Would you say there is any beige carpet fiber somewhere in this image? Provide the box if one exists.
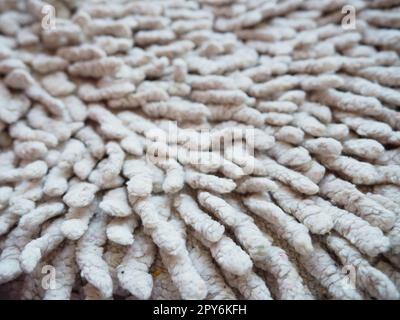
[0,0,400,300]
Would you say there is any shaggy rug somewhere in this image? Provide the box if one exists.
[0,0,399,300]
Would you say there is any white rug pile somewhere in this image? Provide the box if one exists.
[0,0,400,300]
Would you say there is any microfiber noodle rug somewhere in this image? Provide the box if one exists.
[0,0,399,300]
